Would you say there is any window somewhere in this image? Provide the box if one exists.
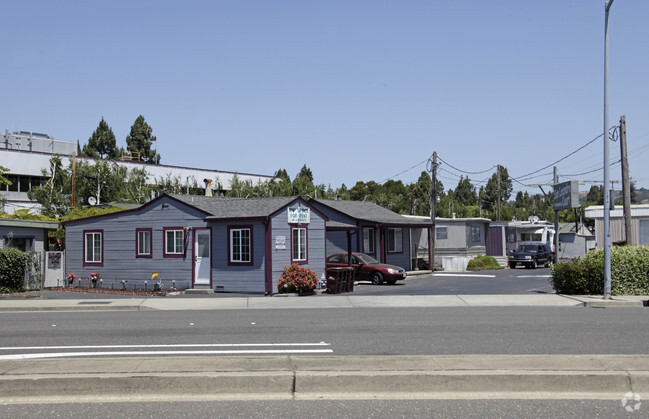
[363,227,375,254]
[327,254,343,264]
[292,227,307,263]
[470,225,481,243]
[84,230,103,266]
[4,237,33,251]
[436,227,448,240]
[229,226,252,265]
[387,228,403,253]
[136,228,152,258]
[163,227,184,257]
[521,233,542,242]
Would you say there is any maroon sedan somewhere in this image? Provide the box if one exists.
[326,252,407,285]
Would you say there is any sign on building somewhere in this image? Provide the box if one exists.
[287,207,310,224]
[553,180,580,210]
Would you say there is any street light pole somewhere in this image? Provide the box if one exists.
[603,0,615,299]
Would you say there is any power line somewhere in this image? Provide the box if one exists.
[437,156,497,175]
[379,159,428,184]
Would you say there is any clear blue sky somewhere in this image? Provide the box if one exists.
[3,0,648,196]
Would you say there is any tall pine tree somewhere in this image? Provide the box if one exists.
[126,115,160,163]
[83,118,119,159]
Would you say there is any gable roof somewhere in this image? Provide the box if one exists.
[167,194,308,220]
[312,199,432,227]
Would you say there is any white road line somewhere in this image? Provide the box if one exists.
[434,274,496,278]
[517,275,550,278]
[0,342,331,351]
[0,349,334,360]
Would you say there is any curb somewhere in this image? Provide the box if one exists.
[1,355,648,403]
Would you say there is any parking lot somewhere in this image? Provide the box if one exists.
[352,268,554,296]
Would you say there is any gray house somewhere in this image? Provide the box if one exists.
[63,193,326,294]
[404,215,491,271]
[0,218,58,252]
[486,220,556,266]
[584,204,649,246]
[309,199,433,270]
[557,222,595,260]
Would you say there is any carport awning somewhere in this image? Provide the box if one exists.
[325,220,358,231]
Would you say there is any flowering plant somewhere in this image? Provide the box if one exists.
[66,273,77,284]
[278,264,318,294]
[88,272,102,282]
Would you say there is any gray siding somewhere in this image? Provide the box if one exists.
[325,231,352,255]
[65,196,207,290]
[209,221,266,293]
[270,203,326,294]
[0,226,47,252]
[382,227,412,269]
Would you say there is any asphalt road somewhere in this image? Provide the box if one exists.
[1,305,648,358]
[0,399,638,418]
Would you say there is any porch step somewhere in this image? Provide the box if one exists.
[494,256,508,268]
[184,289,214,294]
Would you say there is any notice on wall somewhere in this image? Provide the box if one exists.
[288,207,310,224]
[275,236,286,250]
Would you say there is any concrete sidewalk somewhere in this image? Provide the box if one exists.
[0,293,647,311]
[1,354,648,403]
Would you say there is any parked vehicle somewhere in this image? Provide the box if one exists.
[508,243,553,269]
[326,252,407,285]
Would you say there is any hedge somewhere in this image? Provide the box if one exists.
[550,246,649,295]
[0,248,41,293]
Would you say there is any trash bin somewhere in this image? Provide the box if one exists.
[326,267,355,294]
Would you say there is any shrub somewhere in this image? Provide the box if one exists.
[550,246,649,295]
[466,255,503,271]
[549,258,602,295]
[278,264,318,294]
[0,248,31,293]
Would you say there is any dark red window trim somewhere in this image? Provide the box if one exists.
[83,229,104,267]
[135,228,153,258]
[290,225,308,265]
[228,225,253,266]
[163,226,185,258]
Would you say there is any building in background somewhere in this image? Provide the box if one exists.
[0,130,273,214]
[584,204,649,247]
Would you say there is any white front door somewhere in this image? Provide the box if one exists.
[193,229,211,285]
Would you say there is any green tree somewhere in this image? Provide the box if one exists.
[269,168,292,197]
[412,171,432,216]
[483,165,512,219]
[83,118,119,159]
[74,160,127,206]
[453,176,477,206]
[126,115,160,163]
[0,165,11,209]
[27,156,71,217]
[292,165,316,198]
[586,185,604,205]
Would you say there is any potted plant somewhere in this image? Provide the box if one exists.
[66,272,77,287]
[88,272,102,288]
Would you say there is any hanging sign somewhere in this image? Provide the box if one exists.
[287,207,310,224]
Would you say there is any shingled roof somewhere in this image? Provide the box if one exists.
[168,193,303,219]
[312,199,432,227]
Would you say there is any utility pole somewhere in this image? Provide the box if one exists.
[603,0,615,299]
[71,153,76,210]
[497,165,501,221]
[429,152,438,273]
[553,167,559,263]
[619,115,632,244]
